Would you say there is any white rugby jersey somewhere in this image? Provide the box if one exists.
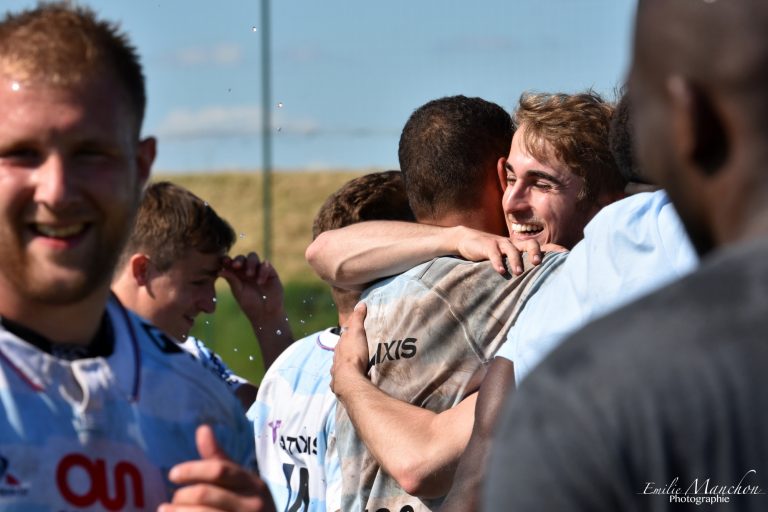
[0,296,255,511]
[248,328,341,512]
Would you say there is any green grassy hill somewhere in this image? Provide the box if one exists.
[155,170,369,383]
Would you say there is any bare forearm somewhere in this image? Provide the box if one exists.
[440,357,516,512]
[335,370,474,498]
[222,253,294,372]
[305,221,460,289]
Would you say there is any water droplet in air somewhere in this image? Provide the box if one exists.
[205,320,210,325]
[234,347,239,352]
[276,329,282,335]
[249,355,254,361]
[212,297,217,303]
[262,295,267,300]
[10,82,20,92]
[277,102,283,108]
[277,127,282,133]
[240,233,245,238]
[204,202,209,207]
[251,26,258,32]
[300,320,305,324]
[302,299,306,304]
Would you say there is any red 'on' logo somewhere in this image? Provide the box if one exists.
[56,453,145,510]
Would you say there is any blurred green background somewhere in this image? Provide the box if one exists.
[189,282,339,383]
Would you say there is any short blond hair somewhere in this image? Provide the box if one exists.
[0,2,146,133]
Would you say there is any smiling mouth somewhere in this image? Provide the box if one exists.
[31,223,87,239]
[511,222,544,236]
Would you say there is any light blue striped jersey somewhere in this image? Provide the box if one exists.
[249,328,341,512]
[0,296,255,511]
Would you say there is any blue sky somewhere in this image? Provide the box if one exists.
[7,0,637,173]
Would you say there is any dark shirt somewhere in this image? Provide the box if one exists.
[485,236,768,511]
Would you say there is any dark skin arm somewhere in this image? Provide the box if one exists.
[439,356,516,512]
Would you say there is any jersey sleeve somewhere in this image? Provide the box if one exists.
[186,336,249,390]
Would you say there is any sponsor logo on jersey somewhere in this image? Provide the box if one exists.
[279,435,318,456]
[0,455,28,497]
[268,419,283,443]
[368,338,417,369]
[282,463,310,511]
[56,453,145,510]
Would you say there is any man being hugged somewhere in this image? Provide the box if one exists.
[308,92,623,511]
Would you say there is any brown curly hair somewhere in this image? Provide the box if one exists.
[312,170,415,239]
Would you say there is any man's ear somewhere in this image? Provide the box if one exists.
[136,136,156,186]
[497,156,508,191]
[130,254,152,287]
[667,75,728,178]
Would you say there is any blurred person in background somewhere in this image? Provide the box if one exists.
[250,170,415,512]
[112,181,294,409]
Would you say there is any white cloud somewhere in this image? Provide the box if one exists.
[172,43,243,67]
[155,105,320,139]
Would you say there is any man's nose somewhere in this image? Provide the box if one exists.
[503,181,530,213]
[34,155,81,209]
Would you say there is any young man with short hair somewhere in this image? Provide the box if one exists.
[0,4,272,510]
[440,92,698,511]
[112,181,293,408]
